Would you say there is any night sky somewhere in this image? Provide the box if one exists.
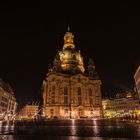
[0,1,140,108]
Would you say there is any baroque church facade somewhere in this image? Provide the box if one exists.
[42,29,103,119]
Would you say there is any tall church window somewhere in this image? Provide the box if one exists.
[89,98,93,105]
[51,96,55,104]
[89,88,93,96]
[51,85,55,104]
[89,88,93,105]
[50,109,54,117]
[64,87,68,104]
[78,87,82,105]
[96,96,99,105]
[78,97,82,105]
[52,86,55,92]
[64,87,68,95]
[78,87,81,95]
[64,96,68,104]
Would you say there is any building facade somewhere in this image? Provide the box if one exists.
[0,79,17,119]
[134,66,140,100]
[102,99,112,118]
[102,90,139,118]
[42,29,103,119]
[109,91,139,117]
[19,102,39,119]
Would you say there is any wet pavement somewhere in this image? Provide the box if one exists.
[0,119,140,140]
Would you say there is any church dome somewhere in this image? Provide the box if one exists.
[59,28,85,74]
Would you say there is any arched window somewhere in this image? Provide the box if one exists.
[51,86,55,104]
[64,87,68,104]
[78,87,82,105]
[89,98,93,105]
[89,88,93,105]
[78,87,81,95]
[64,87,68,95]
[52,86,55,92]
[89,88,93,96]
[50,109,54,117]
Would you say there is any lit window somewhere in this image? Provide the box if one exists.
[77,87,82,105]
[78,97,82,105]
[50,109,54,114]
[64,87,68,104]
[64,96,68,104]
[64,109,68,114]
[64,87,68,95]
[52,86,55,92]
[89,98,93,105]
[51,96,55,104]
[89,89,93,96]
[78,87,81,95]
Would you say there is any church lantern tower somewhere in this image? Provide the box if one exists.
[59,27,85,74]
[63,26,75,49]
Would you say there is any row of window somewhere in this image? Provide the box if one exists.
[50,97,97,105]
[50,108,95,116]
[50,86,93,96]
[112,106,127,109]
[48,85,101,106]
[50,86,94,105]
[111,102,126,105]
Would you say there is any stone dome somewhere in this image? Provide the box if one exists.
[59,48,85,74]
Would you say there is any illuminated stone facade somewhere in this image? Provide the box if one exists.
[0,79,17,117]
[134,66,140,100]
[19,102,39,119]
[110,91,139,117]
[42,29,103,119]
[102,99,112,118]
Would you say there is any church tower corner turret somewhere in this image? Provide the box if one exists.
[87,58,100,80]
[52,52,62,72]
[88,58,95,76]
